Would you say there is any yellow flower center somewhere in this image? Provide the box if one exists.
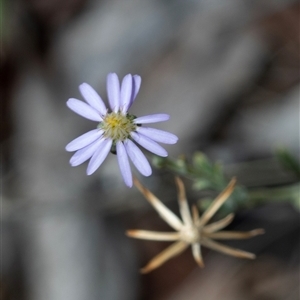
[99,112,137,142]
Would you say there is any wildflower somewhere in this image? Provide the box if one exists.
[66,73,178,187]
[127,177,265,273]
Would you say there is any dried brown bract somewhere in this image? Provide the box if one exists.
[127,177,265,273]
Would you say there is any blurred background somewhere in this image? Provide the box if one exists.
[1,0,299,299]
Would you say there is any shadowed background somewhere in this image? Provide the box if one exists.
[1,0,299,299]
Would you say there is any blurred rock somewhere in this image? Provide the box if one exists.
[227,85,299,159]
[19,207,137,300]
[164,256,299,300]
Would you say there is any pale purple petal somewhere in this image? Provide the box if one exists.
[134,114,170,124]
[87,138,112,175]
[107,73,120,112]
[136,127,178,144]
[66,129,104,152]
[127,75,141,109]
[70,138,105,166]
[67,98,102,122]
[132,75,141,100]
[120,74,132,113]
[79,83,107,115]
[124,139,152,176]
[116,141,133,187]
[131,132,168,157]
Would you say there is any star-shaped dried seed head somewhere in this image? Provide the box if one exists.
[127,177,265,273]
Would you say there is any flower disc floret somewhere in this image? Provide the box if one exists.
[66,73,178,187]
[99,112,137,142]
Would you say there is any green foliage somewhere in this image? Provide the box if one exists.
[153,151,300,216]
[153,152,248,216]
[276,148,300,178]
[153,152,225,189]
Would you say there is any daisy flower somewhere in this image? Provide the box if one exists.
[66,73,178,187]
